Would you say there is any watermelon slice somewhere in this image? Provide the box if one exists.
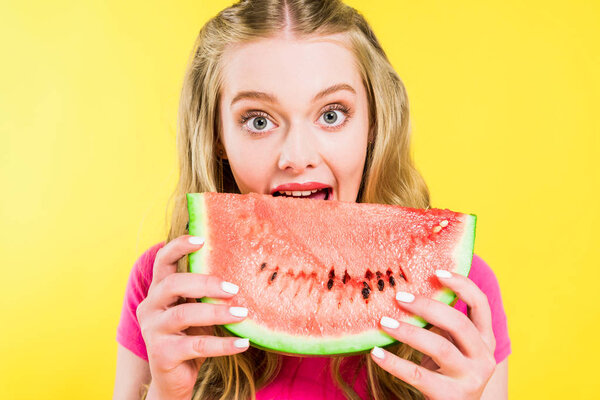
[186,192,476,356]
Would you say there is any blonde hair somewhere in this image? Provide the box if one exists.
[144,0,431,398]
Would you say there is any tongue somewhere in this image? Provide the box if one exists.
[307,188,328,200]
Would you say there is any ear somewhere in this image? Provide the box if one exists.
[215,140,228,160]
[368,126,376,144]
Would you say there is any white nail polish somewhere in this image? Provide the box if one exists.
[372,346,385,359]
[234,338,249,348]
[435,269,452,279]
[396,291,415,303]
[229,306,248,317]
[221,281,239,295]
[380,316,400,329]
[188,236,204,245]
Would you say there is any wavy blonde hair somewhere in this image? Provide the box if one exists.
[143,0,431,399]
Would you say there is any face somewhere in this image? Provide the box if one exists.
[218,34,370,202]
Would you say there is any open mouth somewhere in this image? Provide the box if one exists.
[272,187,331,200]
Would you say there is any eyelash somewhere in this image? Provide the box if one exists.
[239,104,353,134]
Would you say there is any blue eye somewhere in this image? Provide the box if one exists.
[319,109,344,127]
[239,104,352,134]
[318,104,352,130]
[246,116,275,132]
[240,111,276,134]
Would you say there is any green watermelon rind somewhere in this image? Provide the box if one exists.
[186,193,477,356]
[187,193,208,276]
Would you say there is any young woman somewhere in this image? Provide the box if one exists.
[114,1,510,399]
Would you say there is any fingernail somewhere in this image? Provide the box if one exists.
[372,346,385,359]
[396,291,415,303]
[435,269,452,279]
[380,316,400,329]
[221,281,239,295]
[229,306,248,318]
[234,338,249,348]
[188,236,204,245]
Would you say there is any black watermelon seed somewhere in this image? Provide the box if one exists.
[377,279,385,291]
[362,281,371,291]
[270,271,278,281]
[389,276,396,287]
[260,262,267,271]
[386,269,392,276]
[342,270,350,284]
[361,287,371,300]
[398,267,407,281]
[376,271,382,279]
[365,270,373,280]
[329,269,335,279]
[327,279,334,290]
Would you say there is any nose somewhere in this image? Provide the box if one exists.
[277,122,320,173]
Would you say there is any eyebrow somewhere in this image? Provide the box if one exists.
[230,83,356,107]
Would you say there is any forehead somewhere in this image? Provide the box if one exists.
[220,34,364,105]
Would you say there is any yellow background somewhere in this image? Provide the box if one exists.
[1,0,598,398]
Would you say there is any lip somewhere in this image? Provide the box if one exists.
[270,182,332,194]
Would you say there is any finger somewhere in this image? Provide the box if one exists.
[151,235,205,286]
[435,270,496,351]
[160,302,248,333]
[149,273,239,310]
[379,317,466,375]
[371,346,450,399]
[156,335,250,370]
[395,290,488,358]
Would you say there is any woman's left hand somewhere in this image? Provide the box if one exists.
[371,270,497,400]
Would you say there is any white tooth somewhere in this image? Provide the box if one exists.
[285,191,293,195]
[301,191,311,196]
[291,191,303,196]
[310,189,318,193]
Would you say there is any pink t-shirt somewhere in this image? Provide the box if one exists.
[116,242,511,399]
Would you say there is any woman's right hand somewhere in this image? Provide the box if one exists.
[136,235,250,400]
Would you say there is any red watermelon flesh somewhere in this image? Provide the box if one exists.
[187,192,476,355]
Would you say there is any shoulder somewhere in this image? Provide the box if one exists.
[464,253,512,363]
[116,241,167,361]
[468,253,501,294]
[465,253,506,314]
[129,241,167,293]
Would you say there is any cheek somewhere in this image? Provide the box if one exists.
[228,154,259,191]
[333,149,366,182]
[326,126,369,198]
[332,129,368,174]
[324,136,367,189]
[225,141,277,194]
